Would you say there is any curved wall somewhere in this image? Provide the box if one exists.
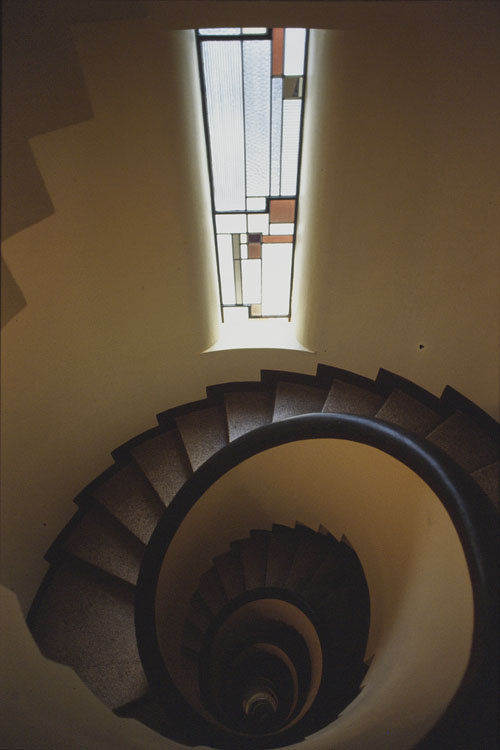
[155,439,473,750]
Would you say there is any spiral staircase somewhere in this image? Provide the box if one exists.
[26,364,498,748]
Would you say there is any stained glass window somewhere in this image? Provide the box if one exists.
[197,27,308,320]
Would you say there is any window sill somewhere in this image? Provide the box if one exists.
[203,318,313,353]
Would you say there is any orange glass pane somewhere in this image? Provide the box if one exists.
[262,235,294,243]
[248,243,262,258]
[270,198,295,223]
[272,29,284,76]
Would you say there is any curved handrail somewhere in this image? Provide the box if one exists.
[135,414,498,749]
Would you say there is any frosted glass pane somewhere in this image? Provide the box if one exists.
[243,28,267,35]
[280,99,302,195]
[270,222,294,235]
[216,213,247,233]
[284,29,306,76]
[223,306,249,323]
[247,197,267,211]
[270,77,283,196]
[217,234,236,305]
[243,40,271,197]
[247,213,269,234]
[242,259,262,304]
[202,41,246,211]
[240,243,248,259]
[261,243,293,316]
[199,29,241,36]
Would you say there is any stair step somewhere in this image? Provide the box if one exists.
[58,506,145,586]
[29,558,148,709]
[176,406,228,471]
[265,525,298,588]
[471,462,499,509]
[214,549,245,601]
[198,568,227,617]
[183,619,204,654]
[91,464,164,544]
[188,592,213,633]
[322,380,385,416]
[375,389,444,435]
[427,413,499,473]
[131,429,192,507]
[116,693,172,737]
[273,382,328,422]
[318,577,370,643]
[298,542,358,607]
[285,528,332,591]
[231,533,267,590]
[225,391,274,441]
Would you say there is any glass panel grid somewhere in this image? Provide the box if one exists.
[198,28,307,320]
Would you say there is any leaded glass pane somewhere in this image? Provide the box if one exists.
[247,213,269,235]
[262,243,293,316]
[242,259,262,304]
[270,77,283,197]
[280,99,302,195]
[202,41,246,211]
[216,213,247,234]
[199,28,241,36]
[216,234,236,305]
[243,40,271,197]
[284,28,306,76]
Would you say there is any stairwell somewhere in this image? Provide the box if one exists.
[27,364,499,748]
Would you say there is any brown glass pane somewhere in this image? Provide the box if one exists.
[262,234,294,243]
[248,243,262,258]
[270,199,296,223]
[272,29,284,76]
[250,304,262,317]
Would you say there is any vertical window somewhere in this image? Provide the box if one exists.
[197,28,308,321]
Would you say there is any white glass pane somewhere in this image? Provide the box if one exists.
[199,28,241,36]
[283,28,306,76]
[202,41,246,211]
[217,234,236,305]
[240,233,248,243]
[247,213,269,234]
[243,40,271,197]
[240,243,248,259]
[270,223,294,235]
[242,259,262,304]
[242,28,267,35]
[270,77,283,196]
[247,197,267,211]
[280,99,302,195]
[216,213,247,233]
[261,243,293,316]
[223,306,249,323]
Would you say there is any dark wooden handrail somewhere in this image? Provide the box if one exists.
[135,414,498,749]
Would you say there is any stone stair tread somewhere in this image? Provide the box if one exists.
[188,592,213,632]
[273,382,328,422]
[183,619,204,654]
[91,463,165,544]
[427,412,499,473]
[375,388,444,435]
[298,542,357,606]
[285,528,333,591]
[131,429,192,507]
[231,534,266,590]
[225,391,274,441]
[176,406,228,471]
[214,549,245,601]
[265,525,298,587]
[29,558,146,709]
[198,568,227,616]
[60,505,145,586]
[117,693,173,736]
[471,462,499,509]
[323,380,385,416]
